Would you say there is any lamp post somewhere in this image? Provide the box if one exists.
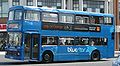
[113,0,119,51]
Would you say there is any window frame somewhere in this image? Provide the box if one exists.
[73,0,79,11]
[41,12,59,23]
[89,16,105,25]
[14,9,23,20]
[26,0,33,6]
[8,10,23,21]
[104,17,113,25]
[8,10,14,20]
[42,36,58,45]
[24,10,40,21]
[74,37,108,46]
[7,32,22,46]
[59,13,75,24]
[59,37,75,46]
[75,15,90,24]
[99,16,104,24]
[12,0,20,6]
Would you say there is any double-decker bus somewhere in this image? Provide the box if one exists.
[5,6,115,62]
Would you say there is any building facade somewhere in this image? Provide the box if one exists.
[0,0,116,51]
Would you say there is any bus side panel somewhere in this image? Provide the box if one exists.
[40,46,97,62]
[107,37,114,58]
[95,46,107,58]
[40,46,57,61]
[55,46,90,61]
[101,25,114,58]
[55,46,98,61]
[107,26,114,58]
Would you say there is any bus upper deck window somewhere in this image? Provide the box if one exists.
[99,17,104,24]
[75,15,89,24]
[25,11,40,21]
[104,17,112,25]
[75,16,83,24]
[42,12,58,23]
[59,14,74,24]
[90,16,100,24]
[8,11,14,20]
[15,10,22,20]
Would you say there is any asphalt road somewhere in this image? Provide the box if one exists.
[0,55,116,66]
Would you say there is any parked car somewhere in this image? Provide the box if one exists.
[112,56,120,66]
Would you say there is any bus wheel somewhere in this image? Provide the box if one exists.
[91,50,100,61]
[42,51,53,63]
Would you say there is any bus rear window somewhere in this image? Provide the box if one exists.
[8,11,14,20]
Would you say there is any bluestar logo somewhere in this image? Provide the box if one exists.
[67,47,86,53]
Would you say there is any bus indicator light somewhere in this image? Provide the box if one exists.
[96,27,100,31]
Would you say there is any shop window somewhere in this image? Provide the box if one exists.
[27,0,33,6]
[83,0,104,13]
[37,0,61,9]
[12,0,20,6]
[0,32,7,51]
[0,0,9,17]
[73,0,79,11]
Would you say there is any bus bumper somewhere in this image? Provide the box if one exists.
[5,55,22,60]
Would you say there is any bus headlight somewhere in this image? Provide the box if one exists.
[17,52,20,56]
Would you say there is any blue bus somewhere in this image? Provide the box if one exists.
[5,6,115,62]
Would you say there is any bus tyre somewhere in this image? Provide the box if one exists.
[42,52,53,63]
[91,50,100,61]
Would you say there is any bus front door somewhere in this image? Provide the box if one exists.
[24,34,40,60]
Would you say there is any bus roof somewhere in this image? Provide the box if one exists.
[9,6,114,17]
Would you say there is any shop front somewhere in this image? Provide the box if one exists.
[0,24,7,51]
